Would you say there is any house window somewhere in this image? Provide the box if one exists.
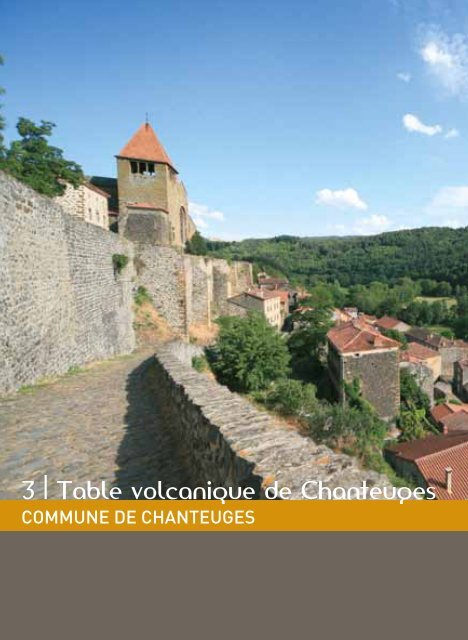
[131,160,156,176]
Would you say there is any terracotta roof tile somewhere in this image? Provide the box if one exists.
[245,288,281,301]
[440,412,468,434]
[327,321,400,354]
[401,342,442,363]
[431,402,468,425]
[387,432,468,461]
[117,123,176,171]
[376,316,401,330]
[416,441,468,499]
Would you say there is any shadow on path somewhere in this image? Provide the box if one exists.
[114,356,192,499]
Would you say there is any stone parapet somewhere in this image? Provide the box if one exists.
[154,342,394,499]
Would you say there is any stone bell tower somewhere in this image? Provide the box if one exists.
[116,122,195,247]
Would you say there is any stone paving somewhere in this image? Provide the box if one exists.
[0,351,192,499]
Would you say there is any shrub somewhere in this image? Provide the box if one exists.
[192,355,208,373]
[209,313,290,393]
[257,378,318,417]
[134,286,152,306]
[382,328,408,350]
[112,253,129,274]
[307,401,388,466]
[400,369,430,412]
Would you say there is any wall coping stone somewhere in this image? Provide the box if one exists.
[154,341,394,499]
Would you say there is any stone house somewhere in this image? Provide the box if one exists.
[327,320,400,421]
[257,275,298,309]
[55,181,110,229]
[406,327,468,380]
[91,122,196,248]
[227,289,282,329]
[454,359,468,402]
[400,342,442,407]
[430,402,468,434]
[375,316,410,334]
[400,342,442,381]
[385,433,468,499]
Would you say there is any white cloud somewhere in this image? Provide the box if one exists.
[419,28,468,98]
[421,40,454,67]
[315,188,367,210]
[430,186,468,209]
[402,113,442,136]
[189,201,225,229]
[353,214,392,235]
[397,72,412,83]
[445,127,459,139]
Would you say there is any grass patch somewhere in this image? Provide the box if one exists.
[192,355,209,373]
[415,296,457,307]
[134,286,152,306]
[18,379,54,394]
[66,365,84,376]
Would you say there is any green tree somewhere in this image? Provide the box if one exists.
[288,306,333,382]
[304,284,335,309]
[209,314,290,392]
[454,315,468,341]
[398,407,433,442]
[185,231,208,255]
[257,378,318,417]
[1,118,83,196]
[400,369,430,413]
[382,328,408,349]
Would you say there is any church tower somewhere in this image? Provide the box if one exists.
[116,122,194,247]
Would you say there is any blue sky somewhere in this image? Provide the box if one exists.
[3,0,468,239]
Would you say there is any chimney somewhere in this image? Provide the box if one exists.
[445,467,453,495]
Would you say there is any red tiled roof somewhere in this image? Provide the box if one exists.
[387,432,468,461]
[276,290,289,303]
[376,316,401,330]
[126,202,169,213]
[441,412,468,434]
[117,123,176,171]
[327,321,400,354]
[245,288,281,301]
[416,440,468,499]
[431,402,468,425]
[401,342,441,363]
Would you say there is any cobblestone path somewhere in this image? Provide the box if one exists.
[0,351,192,499]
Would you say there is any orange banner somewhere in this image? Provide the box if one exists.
[1,500,468,531]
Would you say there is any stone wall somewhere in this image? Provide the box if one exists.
[328,344,400,421]
[440,344,468,380]
[0,171,135,394]
[153,341,394,498]
[135,245,187,334]
[55,182,109,230]
[134,245,252,335]
[400,361,435,407]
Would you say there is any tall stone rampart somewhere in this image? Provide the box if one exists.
[134,246,252,335]
[0,171,135,393]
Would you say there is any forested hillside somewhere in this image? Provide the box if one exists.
[205,227,468,288]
